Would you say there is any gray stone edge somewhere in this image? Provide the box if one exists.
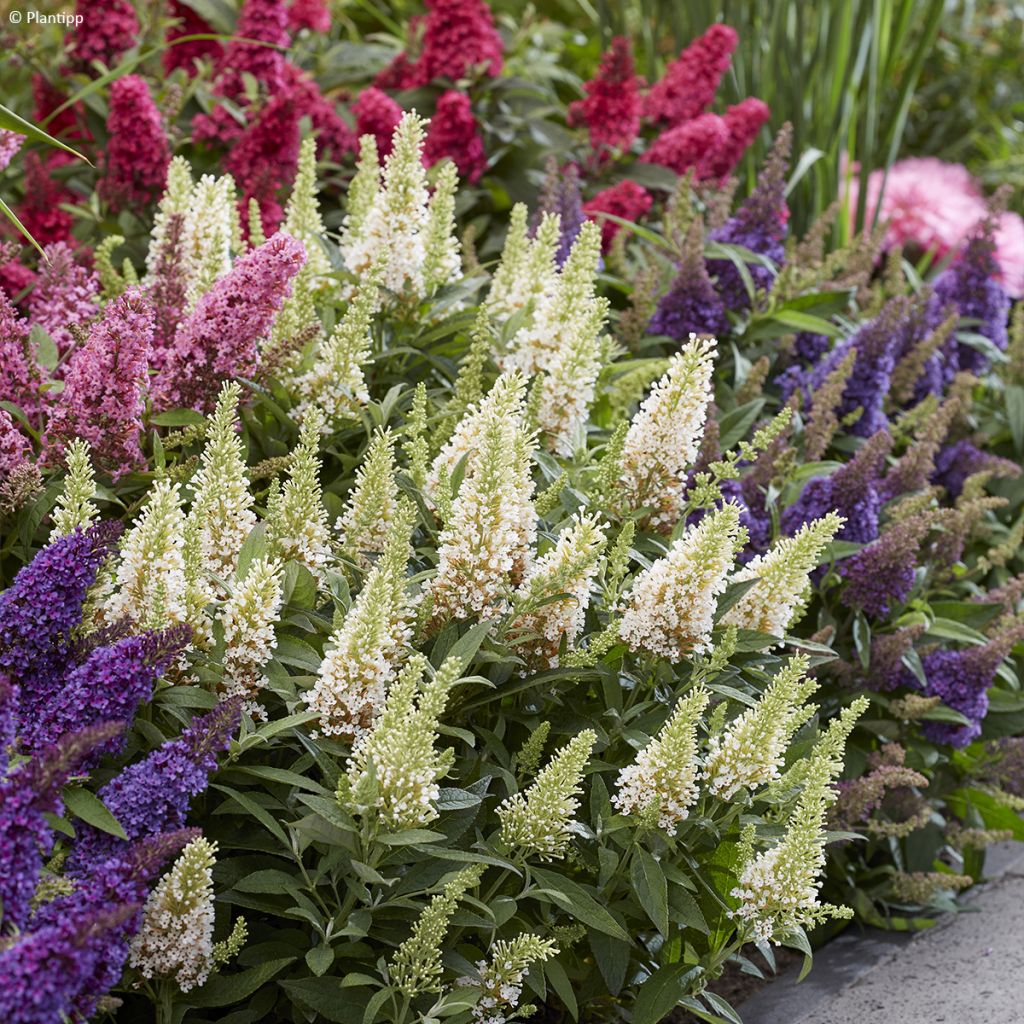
[736,840,1024,1024]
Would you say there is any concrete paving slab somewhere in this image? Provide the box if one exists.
[739,842,1024,1024]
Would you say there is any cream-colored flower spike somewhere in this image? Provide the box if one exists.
[188,382,257,583]
[614,684,709,834]
[304,503,416,739]
[182,172,241,309]
[704,655,818,798]
[731,700,866,943]
[509,512,607,670]
[427,377,537,622]
[535,298,608,456]
[108,479,189,629]
[266,410,331,575]
[426,371,529,503]
[497,730,596,861]
[342,112,459,301]
[336,428,401,569]
[219,557,284,720]
[129,836,218,992]
[619,334,717,531]
[721,513,845,638]
[506,219,603,377]
[619,501,745,660]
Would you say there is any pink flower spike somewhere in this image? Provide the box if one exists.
[423,91,487,183]
[70,0,139,71]
[28,242,100,363]
[100,76,172,212]
[0,131,24,173]
[416,0,503,83]
[568,36,642,155]
[352,88,404,158]
[643,23,737,126]
[152,233,306,413]
[44,288,154,478]
[708,97,771,178]
[639,112,729,178]
[289,0,331,32]
[0,290,42,424]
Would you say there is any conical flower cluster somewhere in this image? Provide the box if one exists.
[509,513,607,669]
[731,700,866,942]
[188,382,257,583]
[304,504,415,739]
[704,656,817,798]
[336,428,401,568]
[614,685,709,834]
[466,934,559,1024]
[294,267,379,429]
[108,480,189,629]
[506,220,604,377]
[266,410,331,573]
[341,652,461,831]
[498,730,596,860]
[129,836,219,992]
[619,501,745,659]
[427,375,537,621]
[341,113,461,301]
[487,208,562,335]
[50,439,98,539]
[218,557,284,720]
[390,865,483,997]
[721,513,844,637]
[619,334,717,530]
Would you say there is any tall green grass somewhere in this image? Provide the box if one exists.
[583,0,945,234]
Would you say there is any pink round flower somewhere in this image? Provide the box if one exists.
[423,91,486,183]
[848,157,1024,297]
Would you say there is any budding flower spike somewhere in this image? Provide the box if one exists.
[336,427,401,569]
[340,651,460,830]
[731,699,867,943]
[188,382,257,584]
[615,685,709,834]
[619,500,745,660]
[619,334,717,531]
[266,408,331,574]
[49,438,98,540]
[305,502,416,739]
[507,218,603,377]
[509,513,607,670]
[342,111,462,301]
[427,375,538,622]
[463,934,559,1023]
[390,865,483,997]
[218,557,284,721]
[294,262,381,429]
[704,655,818,799]
[721,512,845,638]
[497,730,596,861]
[108,479,189,630]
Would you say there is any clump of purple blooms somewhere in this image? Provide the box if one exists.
[536,159,587,268]
[0,532,238,1023]
[706,123,791,310]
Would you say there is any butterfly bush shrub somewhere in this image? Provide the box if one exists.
[0,4,1022,1016]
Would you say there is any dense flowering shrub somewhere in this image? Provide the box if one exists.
[1,4,1024,1021]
